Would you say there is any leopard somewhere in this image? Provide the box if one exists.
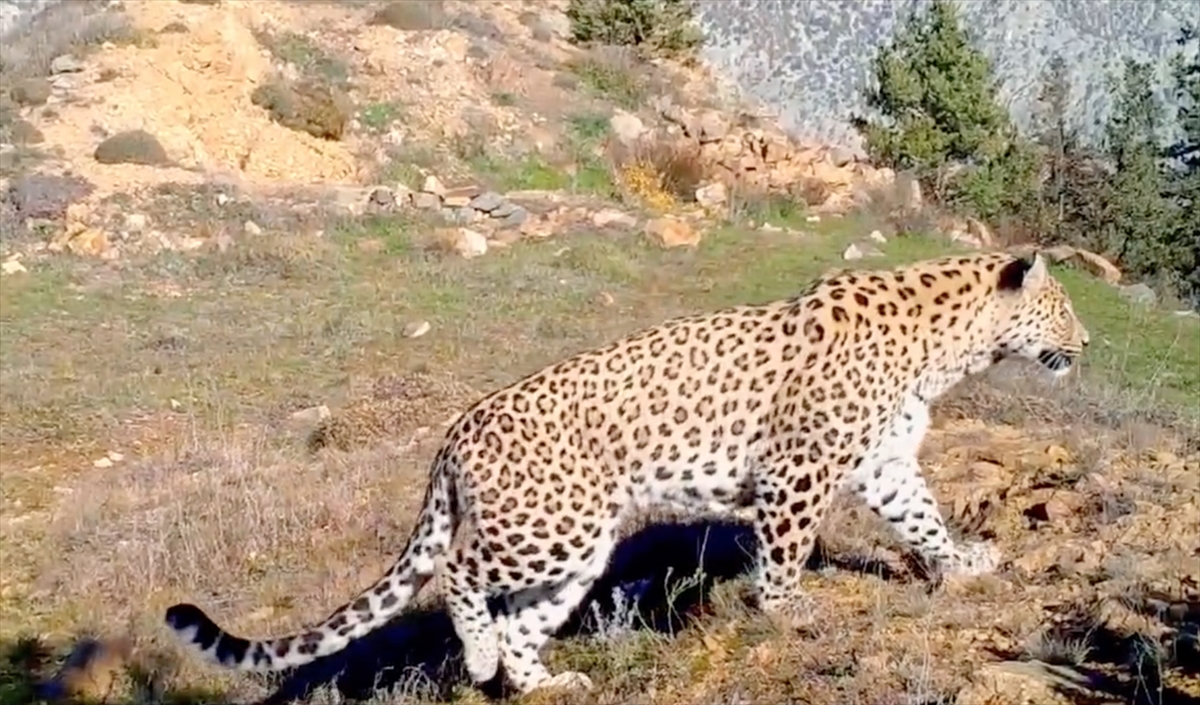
[165,250,1089,696]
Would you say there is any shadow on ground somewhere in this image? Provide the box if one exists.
[985,596,1200,705]
[260,519,903,704]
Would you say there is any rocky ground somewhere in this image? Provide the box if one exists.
[0,2,1197,705]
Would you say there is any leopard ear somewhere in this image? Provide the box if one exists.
[997,253,1047,292]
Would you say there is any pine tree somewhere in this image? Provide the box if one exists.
[1100,58,1182,291]
[1165,24,1199,303]
[851,0,1036,221]
[1031,54,1076,239]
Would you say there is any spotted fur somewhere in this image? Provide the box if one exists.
[165,251,1089,694]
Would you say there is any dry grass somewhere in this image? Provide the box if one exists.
[565,46,653,110]
[605,135,706,212]
[1,189,1197,704]
[0,2,139,81]
[7,392,1196,704]
[250,75,353,141]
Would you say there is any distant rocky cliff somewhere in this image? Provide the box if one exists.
[696,0,1195,153]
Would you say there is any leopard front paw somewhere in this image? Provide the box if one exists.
[758,592,817,632]
[946,541,1000,577]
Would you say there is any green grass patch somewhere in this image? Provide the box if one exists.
[566,55,647,109]
[253,29,349,86]
[467,152,615,197]
[1050,268,1200,411]
[468,153,571,191]
[358,100,403,131]
[2,215,1194,472]
[566,111,611,144]
[491,91,518,107]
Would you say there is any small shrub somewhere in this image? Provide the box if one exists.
[491,91,518,107]
[606,135,705,212]
[369,1,446,31]
[9,79,51,107]
[10,120,45,146]
[359,101,402,131]
[6,173,95,219]
[251,77,352,141]
[567,112,611,145]
[727,187,806,226]
[566,46,648,109]
[790,177,832,208]
[254,30,349,86]
[0,4,136,80]
[566,0,702,58]
[93,130,171,166]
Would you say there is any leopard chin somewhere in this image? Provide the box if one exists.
[1036,348,1075,376]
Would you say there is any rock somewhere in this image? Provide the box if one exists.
[123,213,148,233]
[449,227,488,258]
[290,405,332,426]
[412,192,442,209]
[843,243,883,261]
[592,209,637,229]
[805,214,821,223]
[243,220,262,236]
[7,173,95,219]
[422,175,446,196]
[694,182,728,210]
[443,195,473,208]
[966,217,994,247]
[443,184,481,202]
[64,228,111,257]
[868,229,887,244]
[1074,249,1122,283]
[523,11,570,39]
[1023,493,1080,524]
[609,109,647,146]
[1043,245,1122,284]
[1,255,27,275]
[403,320,431,338]
[467,191,504,213]
[954,660,1098,705]
[696,111,728,143]
[369,187,394,208]
[444,206,481,225]
[489,200,518,218]
[829,146,855,167]
[49,54,86,74]
[393,184,413,208]
[493,205,528,228]
[644,217,700,248]
[1118,283,1157,307]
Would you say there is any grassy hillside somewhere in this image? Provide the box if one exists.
[1,205,1197,704]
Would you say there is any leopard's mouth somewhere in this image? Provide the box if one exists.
[1037,348,1075,375]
